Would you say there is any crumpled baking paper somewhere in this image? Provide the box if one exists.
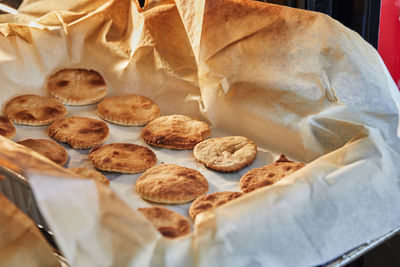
[0,0,400,266]
[0,192,60,267]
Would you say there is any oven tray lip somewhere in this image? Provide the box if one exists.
[0,165,48,229]
[324,227,400,266]
[1,164,400,267]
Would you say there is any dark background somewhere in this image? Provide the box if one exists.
[0,0,382,48]
[261,0,381,48]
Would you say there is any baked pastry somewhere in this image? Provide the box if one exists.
[189,191,243,219]
[239,155,305,193]
[48,116,109,149]
[89,143,157,173]
[135,164,209,204]
[193,136,257,172]
[69,167,110,186]
[47,68,107,105]
[17,138,68,166]
[3,94,67,125]
[141,115,210,150]
[138,207,190,238]
[97,95,161,126]
[0,115,16,139]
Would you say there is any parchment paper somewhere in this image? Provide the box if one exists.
[1,0,400,266]
[0,192,60,267]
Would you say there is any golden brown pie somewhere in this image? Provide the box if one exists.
[193,136,257,172]
[89,143,157,173]
[189,191,243,219]
[69,167,110,186]
[97,95,161,126]
[0,115,16,139]
[17,138,68,166]
[47,69,107,105]
[239,155,305,193]
[141,115,210,150]
[135,164,209,204]
[48,116,109,149]
[138,206,190,238]
[3,94,67,125]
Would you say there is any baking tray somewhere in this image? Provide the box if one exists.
[1,162,400,267]
[0,164,48,229]
[0,164,69,266]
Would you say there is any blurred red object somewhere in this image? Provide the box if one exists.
[378,0,400,89]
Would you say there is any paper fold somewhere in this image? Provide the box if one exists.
[0,192,60,267]
[0,0,400,266]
